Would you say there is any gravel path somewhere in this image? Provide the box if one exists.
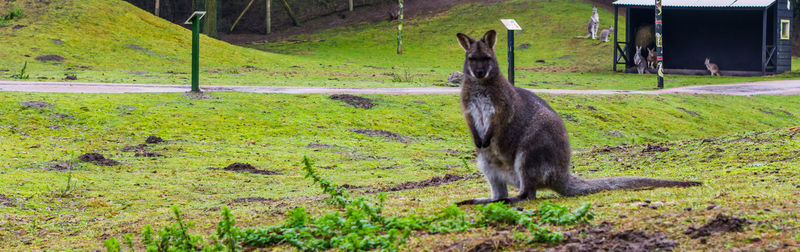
[1,80,799,96]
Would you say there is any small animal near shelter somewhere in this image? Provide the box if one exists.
[612,0,793,76]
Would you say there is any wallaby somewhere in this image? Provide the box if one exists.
[633,46,646,74]
[705,58,721,76]
[574,6,600,39]
[599,26,613,42]
[647,47,657,69]
[455,30,701,205]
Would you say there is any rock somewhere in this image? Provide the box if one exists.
[448,72,464,84]
[518,43,531,49]
[64,75,77,80]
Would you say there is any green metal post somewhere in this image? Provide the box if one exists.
[508,29,515,86]
[191,15,200,92]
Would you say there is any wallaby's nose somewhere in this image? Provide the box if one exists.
[474,69,486,78]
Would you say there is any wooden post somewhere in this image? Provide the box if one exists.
[155,0,160,17]
[266,0,272,34]
[349,0,353,11]
[205,0,218,38]
[397,0,403,55]
[231,0,255,32]
[280,0,300,26]
[762,7,767,75]
[613,6,618,71]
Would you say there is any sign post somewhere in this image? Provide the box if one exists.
[185,11,206,93]
[655,0,664,89]
[500,19,522,86]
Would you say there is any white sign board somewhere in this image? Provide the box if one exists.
[184,11,207,25]
[500,19,522,31]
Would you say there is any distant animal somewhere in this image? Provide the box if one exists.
[633,46,646,74]
[647,47,657,69]
[705,58,721,76]
[454,30,701,205]
[599,26,613,42]
[574,6,600,39]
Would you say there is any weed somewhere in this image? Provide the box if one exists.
[103,237,120,252]
[391,71,414,83]
[106,157,593,251]
[461,157,472,173]
[10,61,29,80]
[58,170,77,197]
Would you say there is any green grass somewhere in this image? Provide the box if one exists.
[0,91,798,250]
[1,0,797,89]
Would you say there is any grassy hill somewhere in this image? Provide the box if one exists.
[1,0,797,89]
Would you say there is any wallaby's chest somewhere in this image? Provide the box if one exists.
[465,93,495,138]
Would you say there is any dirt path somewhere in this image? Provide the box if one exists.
[1,80,799,96]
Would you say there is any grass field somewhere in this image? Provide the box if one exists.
[1,0,797,89]
[0,92,798,250]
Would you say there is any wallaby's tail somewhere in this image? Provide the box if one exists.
[554,174,701,196]
[574,34,591,39]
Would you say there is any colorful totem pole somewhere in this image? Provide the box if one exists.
[655,0,664,89]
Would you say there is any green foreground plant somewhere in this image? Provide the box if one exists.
[10,61,29,80]
[108,156,592,251]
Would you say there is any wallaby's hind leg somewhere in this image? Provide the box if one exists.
[506,152,538,204]
[457,151,510,205]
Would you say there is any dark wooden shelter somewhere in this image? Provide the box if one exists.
[612,0,793,76]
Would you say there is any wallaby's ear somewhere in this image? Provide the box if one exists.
[482,30,497,49]
[457,33,475,52]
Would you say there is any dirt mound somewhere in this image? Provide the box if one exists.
[223,163,281,175]
[642,144,669,153]
[330,94,374,109]
[121,144,148,152]
[685,214,750,239]
[19,101,52,110]
[0,194,15,207]
[365,173,476,193]
[78,153,119,166]
[48,161,76,171]
[548,222,679,251]
[134,151,163,157]
[145,136,164,144]
[350,128,408,143]
[35,55,65,62]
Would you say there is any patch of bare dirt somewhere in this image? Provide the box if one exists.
[547,222,679,251]
[306,143,333,149]
[684,214,750,239]
[330,94,374,109]
[350,128,408,143]
[34,54,64,62]
[78,153,119,166]
[145,135,164,144]
[121,144,148,152]
[0,194,15,207]
[365,173,478,193]
[642,144,669,153]
[223,163,281,175]
[135,151,164,157]
[19,101,52,110]
[230,197,271,204]
[47,160,77,171]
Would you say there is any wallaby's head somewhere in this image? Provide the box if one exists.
[609,26,614,32]
[457,30,499,81]
[635,45,642,56]
[705,58,710,64]
[648,47,656,56]
[592,6,598,13]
